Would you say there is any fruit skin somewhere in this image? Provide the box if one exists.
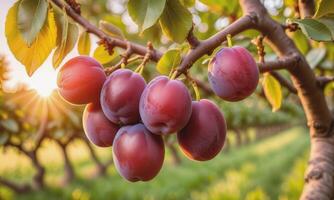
[83,103,119,147]
[139,76,192,135]
[208,46,259,101]
[57,56,106,105]
[177,99,226,161]
[112,124,165,182]
[100,69,146,125]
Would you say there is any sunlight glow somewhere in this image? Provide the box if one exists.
[28,65,58,97]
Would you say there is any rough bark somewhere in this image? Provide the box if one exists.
[239,1,334,199]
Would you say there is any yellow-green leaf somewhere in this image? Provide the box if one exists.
[159,0,192,43]
[99,20,124,39]
[262,73,282,112]
[5,2,57,76]
[53,11,78,68]
[78,31,91,55]
[156,49,181,75]
[17,0,48,46]
[93,45,117,64]
[314,0,334,18]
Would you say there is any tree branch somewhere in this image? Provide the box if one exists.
[50,0,162,61]
[317,76,334,89]
[258,55,300,73]
[0,177,31,193]
[176,15,255,77]
[298,0,316,18]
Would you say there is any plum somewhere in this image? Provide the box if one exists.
[208,46,259,101]
[177,99,226,161]
[112,124,165,182]
[100,69,146,125]
[57,56,106,105]
[139,76,192,135]
[83,103,119,147]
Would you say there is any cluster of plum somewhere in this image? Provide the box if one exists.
[57,45,259,182]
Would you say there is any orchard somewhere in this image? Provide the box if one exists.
[0,0,334,199]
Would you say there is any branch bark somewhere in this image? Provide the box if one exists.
[258,55,300,73]
[239,1,334,199]
[50,0,162,61]
[298,0,316,18]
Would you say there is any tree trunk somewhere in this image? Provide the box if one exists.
[240,1,334,199]
[83,139,109,176]
[235,129,243,146]
[0,177,31,193]
[58,142,75,185]
[167,143,182,165]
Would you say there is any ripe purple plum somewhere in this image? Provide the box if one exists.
[112,124,165,182]
[83,103,119,147]
[208,46,259,101]
[57,56,106,105]
[177,99,226,161]
[139,76,192,135]
[100,69,146,125]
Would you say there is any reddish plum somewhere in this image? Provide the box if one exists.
[57,56,106,105]
[208,46,259,101]
[112,124,165,182]
[100,69,146,125]
[83,103,119,147]
[177,99,226,161]
[139,76,192,135]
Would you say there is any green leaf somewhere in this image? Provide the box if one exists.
[318,15,334,39]
[289,18,332,42]
[99,20,124,39]
[5,2,57,76]
[262,73,282,112]
[180,0,195,7]
[93,45,117,64]
[0,133,9,145]
[128,0,166,31]
[1,119,19,133]
[17,0,48,46]
[156,49,181,75]
[78,31,91,55]
[53,11,79,68]
[306,47,327,69]
[314,0,334,18]
[159,0,193,43]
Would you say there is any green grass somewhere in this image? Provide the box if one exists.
[0,127,309,200]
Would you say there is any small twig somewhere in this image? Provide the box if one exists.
[253,35,265,63]
[317,76,334,89]
[271,71,297,94]
[282,23,299,32]
[186,25,200,49]
[104,41,133,74]
[65,0,81,14]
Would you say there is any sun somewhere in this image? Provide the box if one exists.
[28,65,58,97]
